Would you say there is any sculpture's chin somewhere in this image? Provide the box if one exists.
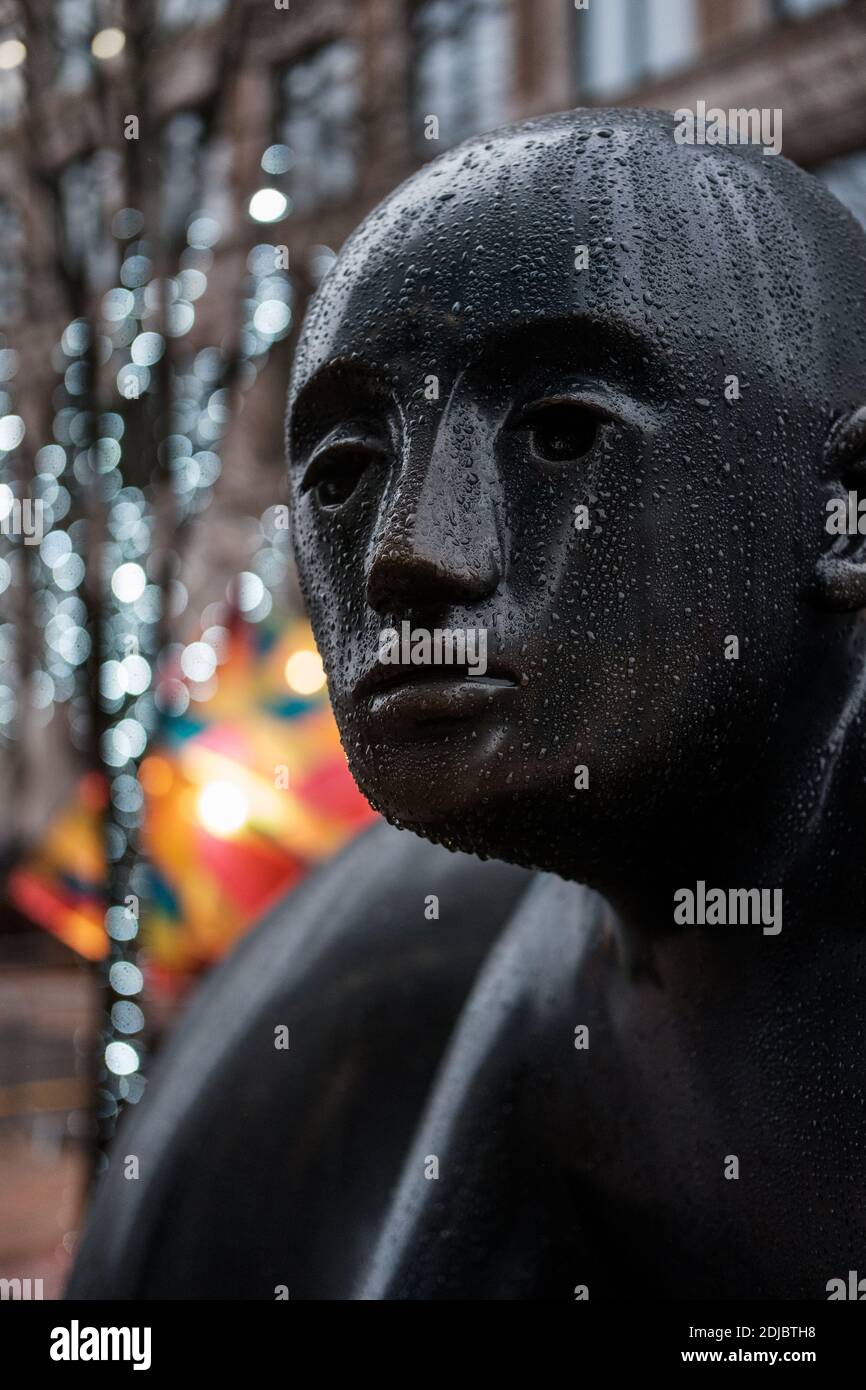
[375,799,536,870]
[338,712,680,885]
[352,766,592,883]
[338,717,520,829]
[356,778,483,845]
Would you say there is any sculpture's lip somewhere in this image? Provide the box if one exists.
[352,659,520,704]
[352,659,520,731]
[361,674,519,730]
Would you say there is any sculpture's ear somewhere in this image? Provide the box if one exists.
[814,407,866,611]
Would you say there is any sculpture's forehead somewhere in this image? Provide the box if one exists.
[300,129,586,366]
[292,121,831,395]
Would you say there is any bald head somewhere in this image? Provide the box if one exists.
[287,108,866,885]
[291,107,866,409]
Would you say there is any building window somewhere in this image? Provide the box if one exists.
[817,150,866,230]
[161,111,232,243]
[0,200,24,323]
[55,0,96,91]
[575,0,696,98]
[277,42,359,216]
[410,0,512,152]
[158,0,228,27]
[59,150,121,287]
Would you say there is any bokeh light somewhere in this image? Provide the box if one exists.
[104,1041,139,1076]
[197,780,249,837]
[248,189,288,223]
[285,649,326,695]
[0,39,26,70]
[111,562,146,603]
[92,28,126,60]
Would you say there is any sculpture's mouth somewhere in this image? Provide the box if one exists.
[354,657,518,697]
[352,662,519,731]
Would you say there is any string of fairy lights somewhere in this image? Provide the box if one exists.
[0,352,27,751]
[0,10,338,1156]
[91,195,302,1153]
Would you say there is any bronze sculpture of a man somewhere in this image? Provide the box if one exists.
[69,107,866,1300]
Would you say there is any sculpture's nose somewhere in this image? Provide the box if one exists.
[365,412,502,614]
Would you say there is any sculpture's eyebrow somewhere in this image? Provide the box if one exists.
[468,311,674,389]
[289,357,390,430]
[290,308,673,430]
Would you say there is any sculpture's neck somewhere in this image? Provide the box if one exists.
[597,688,866,986]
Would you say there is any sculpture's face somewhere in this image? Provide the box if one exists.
[288,113,862,880]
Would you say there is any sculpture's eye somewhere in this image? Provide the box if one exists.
[522,402,603,464]
[302,439,384,509]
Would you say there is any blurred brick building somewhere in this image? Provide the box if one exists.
[144,0,866,278]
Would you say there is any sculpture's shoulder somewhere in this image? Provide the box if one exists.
[145,818,535,1092]
[67,822,534,1299]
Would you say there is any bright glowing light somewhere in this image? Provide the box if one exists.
[181,641,217,683]
[111,562,146,603]
[254,300,292,336]
[0,40,26,71]
[248,188,288,223]
[233,571,264,613]
[198,780,249,837]
[91,28,126,60]
[104,1041,139,1075]
[130,331,165,366]
[0,415,25,450]
[285,649,326,696]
